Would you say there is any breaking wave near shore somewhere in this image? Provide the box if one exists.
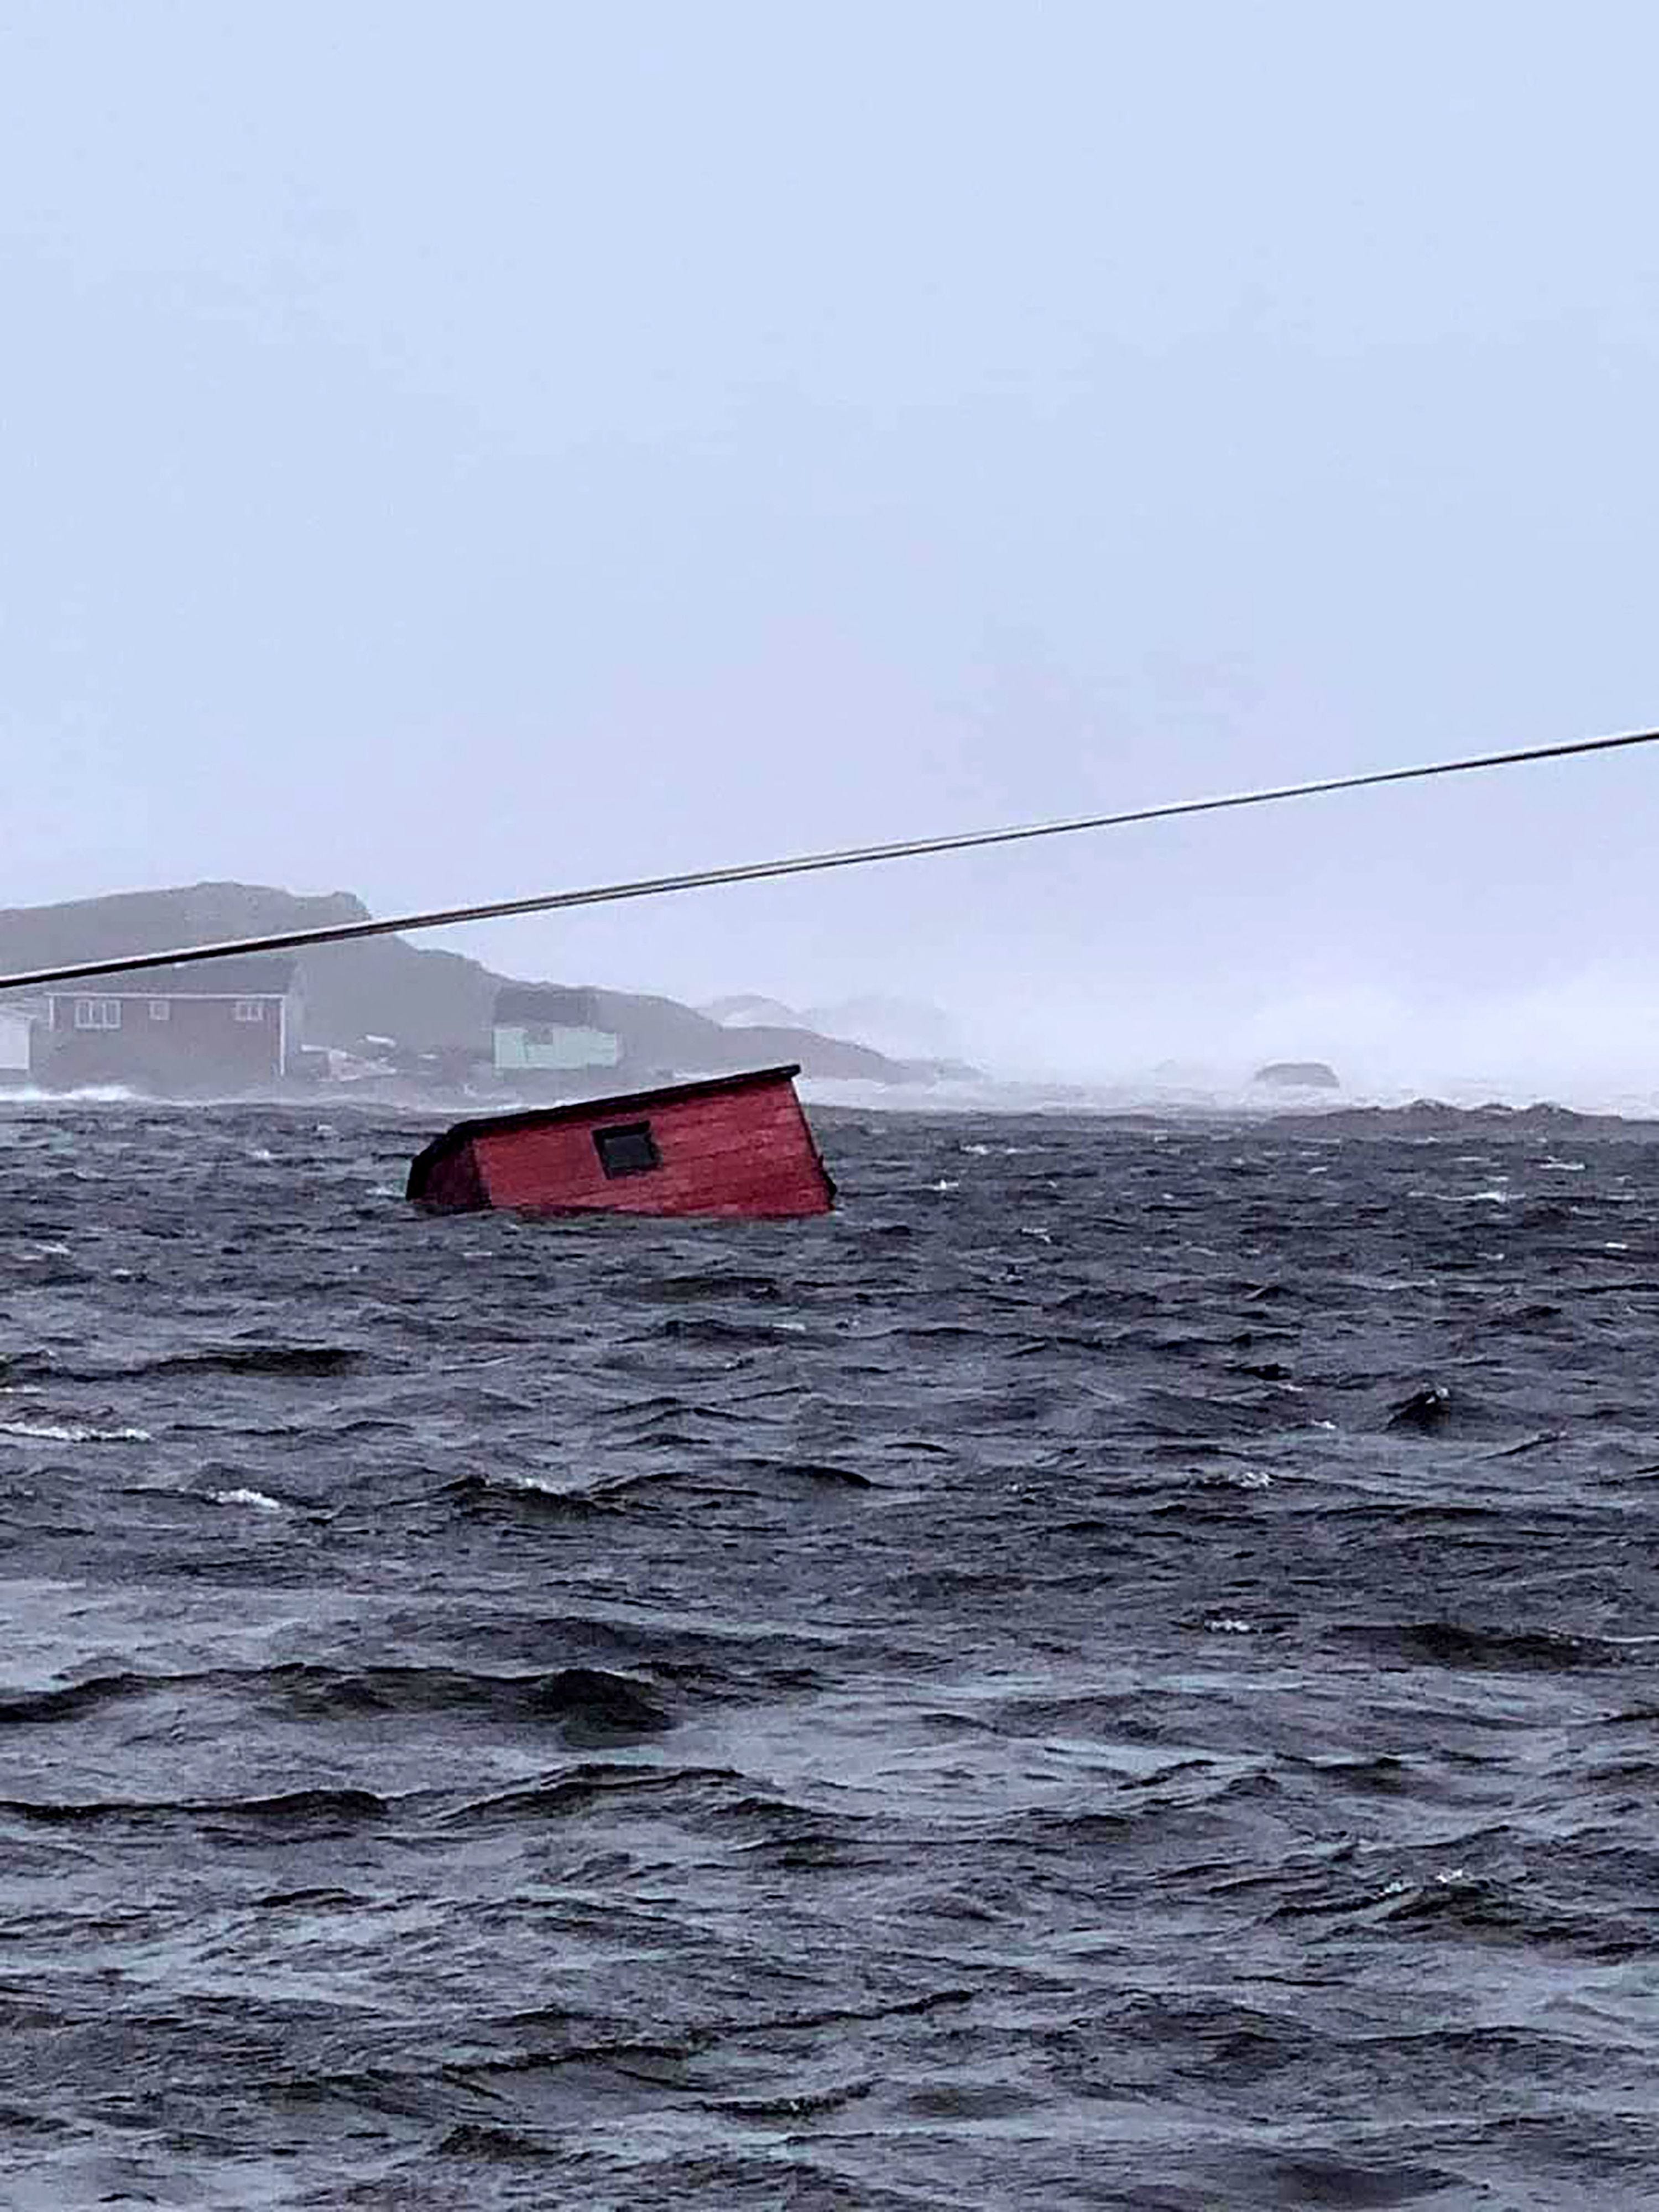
[3,1099,1659,2208]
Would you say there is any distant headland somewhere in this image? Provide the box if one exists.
[0,881,971,1097]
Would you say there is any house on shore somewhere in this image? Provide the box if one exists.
[492,986,620,1084]
[33,956,300,1092]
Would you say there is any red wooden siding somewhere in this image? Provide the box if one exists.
[411,1135,486,1212]
[407,1066,834,1220]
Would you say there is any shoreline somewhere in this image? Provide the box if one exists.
[6,1078,1659,1139]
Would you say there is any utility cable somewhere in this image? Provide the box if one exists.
[2,723,1655,993]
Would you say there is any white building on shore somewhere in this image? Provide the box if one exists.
[0,1000,41,1083]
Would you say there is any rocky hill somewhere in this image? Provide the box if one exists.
[0,881,938,1084]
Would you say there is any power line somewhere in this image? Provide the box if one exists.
[2,722,1656,994]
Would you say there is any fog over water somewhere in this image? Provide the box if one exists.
[3,3,1657,1105]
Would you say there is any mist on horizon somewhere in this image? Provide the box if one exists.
[3,2,1656,1114]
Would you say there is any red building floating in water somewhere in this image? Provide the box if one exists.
[406,1064,835,1220]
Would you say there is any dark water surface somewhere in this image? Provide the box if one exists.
[4,1101,1659,2209]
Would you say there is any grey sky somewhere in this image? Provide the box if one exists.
[4,3,1656,1093]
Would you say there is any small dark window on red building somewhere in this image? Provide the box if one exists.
[593,1121,660,1177]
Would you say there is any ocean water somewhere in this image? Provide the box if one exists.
[4,1099,1659,2210]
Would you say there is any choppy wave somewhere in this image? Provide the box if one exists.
[3,1097,1659,2208]
[0,1417,152,1444]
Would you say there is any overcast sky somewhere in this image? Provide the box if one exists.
[4,3,1657,1095]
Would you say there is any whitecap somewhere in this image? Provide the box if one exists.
[0,1418,151,1444]
[495,1473,578,1498]
[211,1488,284,1511]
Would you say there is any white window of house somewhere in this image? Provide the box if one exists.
[74,998,122,1030]
[149,1000,170,1022]
[233,1000,265,1023]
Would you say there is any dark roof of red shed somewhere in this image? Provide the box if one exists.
[409,1063,805,1178]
